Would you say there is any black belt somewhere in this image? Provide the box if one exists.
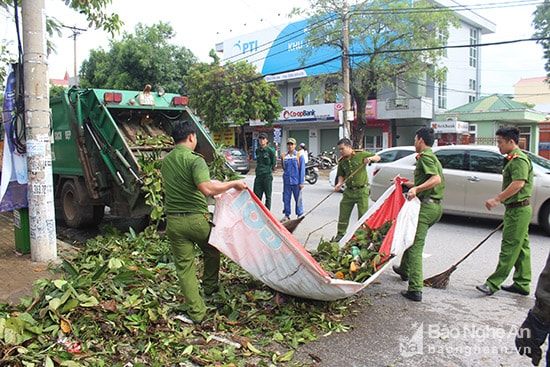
[166,212,201,216]
[348,184,367,191]
[421,198,441,204]
[505,200,530,209]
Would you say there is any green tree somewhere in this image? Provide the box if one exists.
[292,0,458,147]
[185,51,282,133]
[533,0,550,77]
[80,22,196,94]
[0,0,122,86]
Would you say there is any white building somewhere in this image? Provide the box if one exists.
[217,1,495,155]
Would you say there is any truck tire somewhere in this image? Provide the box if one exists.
[61,180,95,228]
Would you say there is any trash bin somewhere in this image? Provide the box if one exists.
[14,208,30,254]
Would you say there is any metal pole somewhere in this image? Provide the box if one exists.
[73,33,77,86]
[342,2,351,140]
[21,0,57,262]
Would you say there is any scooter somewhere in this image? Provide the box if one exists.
[305,160,320,184]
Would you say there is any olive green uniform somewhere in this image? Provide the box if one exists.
[253,145,276,209]
[161,145,219,323]
[485,148,533,294]
[398,148,445,292]
[336,150,376,237]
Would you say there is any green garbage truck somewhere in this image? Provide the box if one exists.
[50,86,215,228]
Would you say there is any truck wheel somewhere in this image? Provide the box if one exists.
[61,181,94,228]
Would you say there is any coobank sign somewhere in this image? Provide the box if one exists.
[279,103,336,122]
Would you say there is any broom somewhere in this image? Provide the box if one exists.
[423,221,503,289]
[282,160,368,234]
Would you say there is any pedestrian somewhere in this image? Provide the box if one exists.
[392,127,444,302]
[161,119,247,324]
[299,143,309,164]
[515,251,550,367]
[477,126,533,296]
[333,138,380,241]
[253,132,277,209]
[281,137,305,222]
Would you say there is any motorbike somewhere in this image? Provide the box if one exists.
[305,160,320,184]
[319,150,337,170]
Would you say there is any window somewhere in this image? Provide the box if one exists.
[438,30,448,57]
[469,29,478,68]
[435,150,466,170]
[518,126,531,150]
[293,88,304,106]
[469,150,503,174]
[438,81,447,109]
[469,79,476,91]
[469,95,476,103]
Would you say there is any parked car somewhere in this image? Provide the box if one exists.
[370,145,550,234]
[222,147,250,174]
[328,146,416,189]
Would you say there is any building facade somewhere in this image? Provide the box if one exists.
[217,1,495,156]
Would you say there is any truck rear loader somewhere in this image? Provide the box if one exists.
[51,86,215,229]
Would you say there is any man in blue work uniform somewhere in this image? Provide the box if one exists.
[161,120,246,324]
[393,127,444,302]
[334,138,380,240]
[281,137,305,222]
[477,126,533,296]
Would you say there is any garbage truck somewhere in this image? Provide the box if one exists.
[51,86,215,229]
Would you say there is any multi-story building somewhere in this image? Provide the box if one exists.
[217,1,495,155]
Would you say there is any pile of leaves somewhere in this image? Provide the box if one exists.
[0,228,363,366]
[312,221,394,282]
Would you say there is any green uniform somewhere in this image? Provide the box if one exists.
[336,150,375,237]
[399,148,445,292]
[161,145,219,323]
[486,148,533,294]
[253,145,276,209]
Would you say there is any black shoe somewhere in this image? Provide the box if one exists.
[400,290,422,302]
[392,265,409,281]
[501,284,529,296]
[476,284,494,296]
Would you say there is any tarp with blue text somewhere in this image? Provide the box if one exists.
[209,180,420,301]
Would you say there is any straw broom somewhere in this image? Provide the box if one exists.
[282,160,369,234]
[423,222,503,289]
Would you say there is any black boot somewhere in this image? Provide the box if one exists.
[400,290,422,302]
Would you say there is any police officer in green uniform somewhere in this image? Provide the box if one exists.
[161,120,246,324]
[393,127,444,302]
[334,138,380,240]
[477,126,533,296]
[253,132,277,209]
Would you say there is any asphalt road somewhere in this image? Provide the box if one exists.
[245,174,549,367]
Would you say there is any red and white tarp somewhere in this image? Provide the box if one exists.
[209,180,420,301]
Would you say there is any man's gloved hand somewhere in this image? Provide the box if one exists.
[515,310,550,366]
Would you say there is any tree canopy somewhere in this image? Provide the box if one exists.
[185,52,282,131]
[0,0,122,86]
[533,0,550,77]
[80,22,196,94]
[292,0,458,147]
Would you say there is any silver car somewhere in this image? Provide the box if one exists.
[222,147,251,174]
[370,145,550,234]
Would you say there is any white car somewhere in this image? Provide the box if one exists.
[370,145,550,234]
[328,146,416,190]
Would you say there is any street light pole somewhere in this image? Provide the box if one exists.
[342,2,352,140]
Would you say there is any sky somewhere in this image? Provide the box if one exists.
[1,0,547,96]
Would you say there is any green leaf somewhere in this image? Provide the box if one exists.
[54,279,68,290]
[277,350,295,362]
[247,342,263,354]
[44,356,55,367]
[49,298,62,311]
[108,258,124,270]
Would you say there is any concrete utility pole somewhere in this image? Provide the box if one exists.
[63,25,87,86]
[22,0,57,262]
[342,2,352,140]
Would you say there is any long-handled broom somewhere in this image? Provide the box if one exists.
[282,161,368,234]
[423,221,503,289]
